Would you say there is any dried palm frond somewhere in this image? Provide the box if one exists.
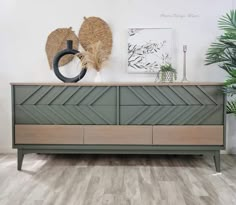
[45,27,79,69]
[77,41,108,72]
[78,17,112,58]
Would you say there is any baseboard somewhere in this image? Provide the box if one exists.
[226,147,236,155]
[0,147,16,154]
[220,150,227,154]
[226,136,236,154]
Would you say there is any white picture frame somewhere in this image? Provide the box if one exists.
[128,28,173,73]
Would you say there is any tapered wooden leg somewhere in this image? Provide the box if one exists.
[17,149,24,171]
[214,151,221,172]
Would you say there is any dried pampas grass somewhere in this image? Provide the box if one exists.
[78,41,108,72]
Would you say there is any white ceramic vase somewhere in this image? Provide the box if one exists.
[84,69,103,82]
[94,71,102,82]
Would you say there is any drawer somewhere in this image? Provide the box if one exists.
[120,105,223,125]
[120,86,224,105]
[153,126,223,145]
[15,105,117,125]
[15,125,83,144]
[84,126,152,144]
[14,85,117,105]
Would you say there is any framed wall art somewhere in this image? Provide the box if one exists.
[128,28,172,73]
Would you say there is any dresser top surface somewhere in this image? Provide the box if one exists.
[11,82,224,86]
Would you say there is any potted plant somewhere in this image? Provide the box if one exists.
[156,63,177,82]
[205,10,236,115]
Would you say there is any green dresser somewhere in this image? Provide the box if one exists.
[11,82,226,171]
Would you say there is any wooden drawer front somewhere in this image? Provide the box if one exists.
[120,85,223,105]
[120,106,223,125]
[14,86,117,105]
[153,126,223,145]
[15,125,83,144]
[84,126,152,144]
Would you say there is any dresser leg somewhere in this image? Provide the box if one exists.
[213,151,220,172]
[17,149,24,171]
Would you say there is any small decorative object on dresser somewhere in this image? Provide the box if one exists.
[11,82,226,172]
[53,40,87,82]
[181,45,188,82]
[79,41,107,82]
[156,63,177,82]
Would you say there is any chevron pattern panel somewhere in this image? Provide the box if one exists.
[15,86,116,105]
[14,86,117,125]
[120,86,224,125]
[13,85,224,125]
[120,86,223,105]
[120,105,223,125]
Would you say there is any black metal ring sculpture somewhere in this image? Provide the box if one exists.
[53,40,87,82]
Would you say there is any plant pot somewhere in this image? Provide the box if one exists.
[157,71,176,82]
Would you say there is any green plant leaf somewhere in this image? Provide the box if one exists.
[206,10,236,115]
[218,10,236,32]
[160,63,176,73]
[225,77,236,86]
[226,101,236,114]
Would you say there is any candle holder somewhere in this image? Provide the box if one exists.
[181,45,188,82]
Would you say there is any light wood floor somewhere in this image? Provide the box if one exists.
[0,154,236,205]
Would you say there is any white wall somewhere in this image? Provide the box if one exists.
[0,0,235,153]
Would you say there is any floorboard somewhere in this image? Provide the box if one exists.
[0,154,236,205]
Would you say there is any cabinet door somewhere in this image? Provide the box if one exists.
[14,85,117,125]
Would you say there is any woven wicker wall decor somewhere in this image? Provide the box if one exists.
[78,17,112,57]
[46,27,79,69]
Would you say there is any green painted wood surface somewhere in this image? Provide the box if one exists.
[13,85,224,125]
[14,86,117,125]
[14,144,223,151]
[15,105,117,125]
[120,105,223,125]
[22,148,218,155]
[14,86,117,105]
[120,86,223,105]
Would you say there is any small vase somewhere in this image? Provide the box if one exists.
[52,40,87,82]
[94,71,102,82]
[85,69,103,82]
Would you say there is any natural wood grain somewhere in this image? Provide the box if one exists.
[0,154,236,205]
[84,126,152,144]
[15,125,83,144]
[10,82,224,86]
[153,126,223,145]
